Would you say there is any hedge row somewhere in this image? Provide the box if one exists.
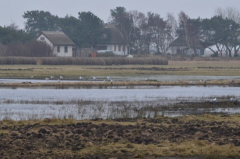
[0,57,168,65]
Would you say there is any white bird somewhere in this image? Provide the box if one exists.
[50,75,54,79]
[30,76,34,78]
[107,76,111,80]
[210,98,217,103]
[189,81,195,85]
[58,79,60,82]
[224,108,229,113]
[45,78,49,80]
[93,77,96,80]
[79,76,83,80]
[230,98,237,102]
[59,76,63,79]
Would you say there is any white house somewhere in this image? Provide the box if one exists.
[96,26,129,56]
[36,31,75,57]
[169,36,205,56]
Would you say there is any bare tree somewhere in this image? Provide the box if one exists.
[215,7,240,56]
[178,11,191,47]
[129,10,148,54]
[166,13,177,53]
[148,12,170,54]
[7,22,19,31]
[215,7,240,23]
[178,11,200,55]
[110,7,133,47]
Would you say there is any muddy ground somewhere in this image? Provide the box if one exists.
[1,115,240,158]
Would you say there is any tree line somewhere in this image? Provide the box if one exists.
[0,7,240,57]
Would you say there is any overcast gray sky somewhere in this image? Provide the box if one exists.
[1,0,240,29]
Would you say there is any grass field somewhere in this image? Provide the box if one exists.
[0,60,240,79]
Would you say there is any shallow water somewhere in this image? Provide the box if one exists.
[0,86,240,120]
[0,86,239,101]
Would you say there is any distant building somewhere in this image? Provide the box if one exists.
[96,26,129,56]
[169,36,205,56]
[36,31,75,57]
[76,48,97,57]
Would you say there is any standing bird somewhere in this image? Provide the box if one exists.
[93,77,96,80]
[230,98,237,102]
[189,81,195,85]
[210,98,217,103]
[224,108,229,113]
[230,98,238,104]
[79,76,83,80]
[59,76,63,79]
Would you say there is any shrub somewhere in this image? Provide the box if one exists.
[2,41,54,57]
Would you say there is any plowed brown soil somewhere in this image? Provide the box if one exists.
[1,115,240,158]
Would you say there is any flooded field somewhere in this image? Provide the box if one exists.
[0,86,239,120]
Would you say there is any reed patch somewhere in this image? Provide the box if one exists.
[0,57,168,65]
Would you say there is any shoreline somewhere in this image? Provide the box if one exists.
[0,79,239,88]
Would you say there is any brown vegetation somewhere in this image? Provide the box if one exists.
[0,60,239,80]
[1,41,53,57]
[1,114,240,158]
[0,79,239,88]
[0,57,168,65]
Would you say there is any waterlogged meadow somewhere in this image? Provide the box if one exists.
[0,61,240,158]
[0,86,240,120]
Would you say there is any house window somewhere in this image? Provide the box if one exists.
[57,46,60,53]
[114,45,116,51]
[118,45,121,51]
[64,46,68,53]
[40,37,45,41]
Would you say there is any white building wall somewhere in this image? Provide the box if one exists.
[36,34,73,57]
[107,45,113,51]
[55,46,73,57]
[110,44,128,55]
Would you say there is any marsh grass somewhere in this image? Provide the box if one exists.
[0,95,239,120]
[78,141,240,158]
